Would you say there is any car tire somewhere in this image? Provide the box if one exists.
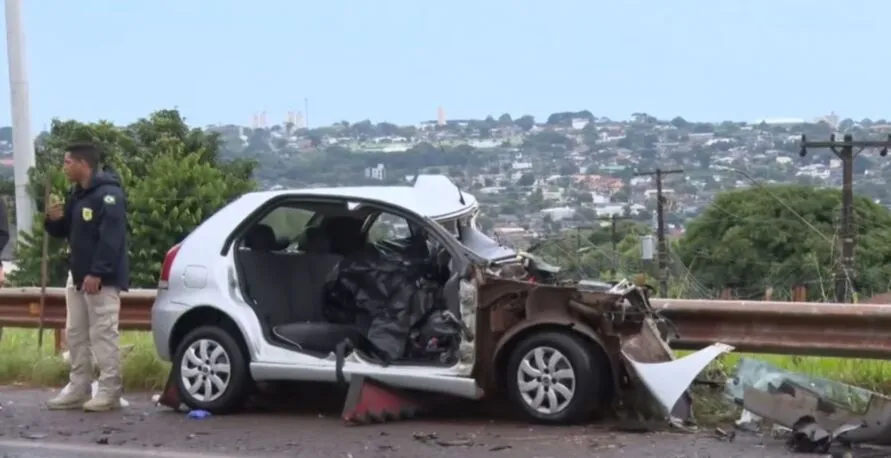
[172,325,250,414]
[505,330,608,425]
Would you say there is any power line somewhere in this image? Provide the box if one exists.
[633,167,683,297]
[800,133,891,303]
[600,214,632,278]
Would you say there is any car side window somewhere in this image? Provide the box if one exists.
[367,213,411,243]
[258,206,315,242]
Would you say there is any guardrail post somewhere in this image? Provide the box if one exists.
[53,328,64,354]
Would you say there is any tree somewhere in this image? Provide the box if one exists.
[10,109,256,288]
[515,115,535,132]
[677,185,891,299]
[497,113,513,125]
[670,117,689,130]
[546,111,594,126]
[517,173,536,187]
[528,187,545,210]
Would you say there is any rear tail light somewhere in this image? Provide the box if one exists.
[158,243,182,289]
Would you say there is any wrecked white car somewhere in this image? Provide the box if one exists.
[151,175,731,424]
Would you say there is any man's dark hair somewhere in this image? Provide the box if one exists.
[66,143,100,170]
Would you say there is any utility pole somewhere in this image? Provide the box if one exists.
[600,214,631,278]
[800,134,891,303]
[633,168,683,297]
[5,0,36,235]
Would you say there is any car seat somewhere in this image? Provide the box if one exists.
[243,224,280,251]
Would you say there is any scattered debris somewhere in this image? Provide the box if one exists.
[785,416,861,454]
[714,427,736,442]
[412,432,438,442]
[734,409,761,433]
[726,357,891,453]
[411,431,474,447]
[435,438,474,447]
[19,432,47,440]
[187,409,212,420]
[151,392,188,412]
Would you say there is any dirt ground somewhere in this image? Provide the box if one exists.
[0,386,864,457]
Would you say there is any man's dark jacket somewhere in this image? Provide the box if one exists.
[44,170,130,291]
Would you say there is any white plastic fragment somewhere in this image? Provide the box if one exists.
[623,342,735,416]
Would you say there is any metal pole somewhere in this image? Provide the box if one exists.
[655,170,668,297]
[634,168,683,297]
[5,0,35,235]
[839,136,854,303]
[800,134,891,303]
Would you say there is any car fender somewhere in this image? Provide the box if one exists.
[491,316,620,394]
[170,304,255,361]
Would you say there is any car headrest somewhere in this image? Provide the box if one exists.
[244,224,278,251]
[302,226,331,253]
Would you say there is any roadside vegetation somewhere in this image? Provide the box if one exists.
[3,328,890,410]
[0,329,167,391]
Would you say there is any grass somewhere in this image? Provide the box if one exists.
[2,327,890,421]
[0,328,169,391]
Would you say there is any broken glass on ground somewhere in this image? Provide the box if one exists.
[726,357,891,446]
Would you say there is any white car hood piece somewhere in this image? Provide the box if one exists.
[622,342,735,416]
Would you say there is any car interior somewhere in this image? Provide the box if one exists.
[233,200,465,366]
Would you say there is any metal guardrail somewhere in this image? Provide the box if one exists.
[1,288,889,359]
[0,287,154,330]
[652,299,891,359]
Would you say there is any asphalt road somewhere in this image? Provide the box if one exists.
[0,386,847,457]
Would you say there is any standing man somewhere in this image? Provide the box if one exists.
[44,143,130,412]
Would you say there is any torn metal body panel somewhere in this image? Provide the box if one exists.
[727,357,891,445]
[474,275,729,422]
[623,342,734,421]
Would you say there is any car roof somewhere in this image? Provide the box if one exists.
[249,175,478,220]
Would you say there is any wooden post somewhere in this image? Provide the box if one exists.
[37,178,51,349]
[53,328,65,354]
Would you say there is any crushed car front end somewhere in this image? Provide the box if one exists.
[474,275,733,425]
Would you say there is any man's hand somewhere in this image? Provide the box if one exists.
[82,275,101,294]
[46,195,63,221]
[0,266,6,286]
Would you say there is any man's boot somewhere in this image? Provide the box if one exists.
[46,383,91,410]
[82,395,122,412]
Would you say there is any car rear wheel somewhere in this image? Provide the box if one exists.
[505,331,607,424]
[172,325,250,414]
